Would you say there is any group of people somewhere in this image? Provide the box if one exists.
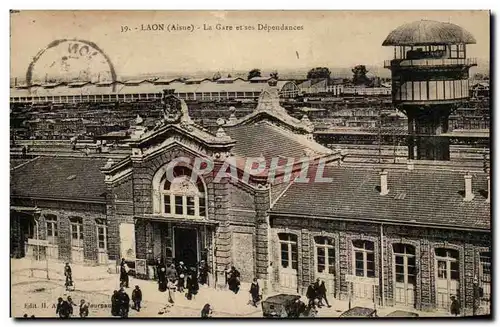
[111,285,142,318]
[56,296,89,318]
[306,278,332,309]
[155,259,208,304]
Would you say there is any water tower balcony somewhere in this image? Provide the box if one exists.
[384,57,477,69]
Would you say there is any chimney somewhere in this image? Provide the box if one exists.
[464,172,474,202]
[487,175,490,203]
[380,170,389,196]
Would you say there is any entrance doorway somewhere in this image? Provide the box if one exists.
[174,227,199,268]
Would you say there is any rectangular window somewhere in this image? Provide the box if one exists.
[281,243,289,268]
[46,215,58,245]
[328,248,335,274]
[97,225,107,250]
[355,252,364,276]
[291,244,298,270]
[70,219,83,248]
[164,195,171,214]
[317,247,326,273]
[199,197,206,217]
[450,45,458,58]
[175,196,183,215]
[186,196,195,216]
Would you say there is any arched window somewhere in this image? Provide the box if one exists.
[157,166,206,218]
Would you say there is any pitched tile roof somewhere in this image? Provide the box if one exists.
[271,166,490,230]
[11,157,108,202]
[225,121,330,158]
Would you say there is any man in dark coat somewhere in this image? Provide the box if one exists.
[132,285,142,312]
[201,303,212,318]
[249,278,260,307]
[118,287,130,318]
[317,281,332,308]
[227,266,241,294]
[111,290,120,316]
[64,263,73,290]
[157,261,167,292]
[186,268,199,300]
[198,260,209,285]
[55,297,64,317]
[450,296,460,317]
[306,282,317,308]
[119,258,129,288]
[79,299,89,318]
[177,261,187,292]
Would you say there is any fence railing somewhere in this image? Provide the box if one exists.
[384,58,477,68]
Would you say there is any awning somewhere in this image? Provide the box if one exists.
[135,215,220,226]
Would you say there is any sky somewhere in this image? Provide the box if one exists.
[10,10,490,80]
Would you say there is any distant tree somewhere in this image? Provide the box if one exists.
[307,67,331,80]
[212,71,221,81]
[270,70,279,80]
[247,68,262,80]
[352,65,370,86]
[227,73,232,78]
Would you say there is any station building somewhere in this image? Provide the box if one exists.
[10,87,490,315]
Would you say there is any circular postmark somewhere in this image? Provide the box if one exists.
[26,39,117,92]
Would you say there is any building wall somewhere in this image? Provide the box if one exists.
[270,216,491,312]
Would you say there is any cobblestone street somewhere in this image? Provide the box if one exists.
[11,258,458,318]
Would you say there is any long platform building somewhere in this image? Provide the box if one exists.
[383,20,478,160]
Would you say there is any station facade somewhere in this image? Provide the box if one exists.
[10,90,490,315]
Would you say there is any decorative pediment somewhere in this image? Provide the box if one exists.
[225,88,313,135]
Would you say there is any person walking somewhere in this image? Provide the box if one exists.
[119,258,129,288]
[201,303,213,318]
[55,297,64,318]
[111,290,120,317]
[450,296,460,317]
[177,261,187,292]
[306,282,317,308]
[64,263,73,291]
[66,296,76,316]
[166,263,178,304]
[249,278,260,307]
[132,285,142,312]
[318,281,332,308]
[79,299,89,318]
[186,268,199,300]
[157,263,167,293]
[118,287,130,318]
[227,266,241,294]
[198,260,209,286]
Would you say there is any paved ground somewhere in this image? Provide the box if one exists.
[11,258,461,318]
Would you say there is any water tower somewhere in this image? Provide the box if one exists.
[383,20,477,160]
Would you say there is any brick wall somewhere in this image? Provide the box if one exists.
[270,215,491,312]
